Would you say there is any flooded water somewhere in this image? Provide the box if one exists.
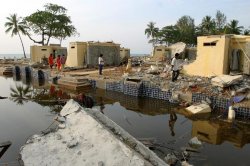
[0,75,250,165]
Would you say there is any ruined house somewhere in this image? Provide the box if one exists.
[184,35,250,77]
[152,42,196,62]
[30,44,67,63]
[66,41,120,68]
[120,47,130,64]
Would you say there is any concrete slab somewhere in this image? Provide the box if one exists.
[20,100,167,166]
[211,75,243,87]
[185,103,211,114]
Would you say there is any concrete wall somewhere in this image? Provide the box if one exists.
[120,48,130,64]
[184,35,230,77]
[152,45,171,61]
[66,42,87,67]
[30,45,67,63]
[87,42,120,67]
[230,36,250,74]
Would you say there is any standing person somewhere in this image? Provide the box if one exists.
[171,53,180,82]
[56,55,61,72]
[60,54,66,71]
[98,54,104,75]
[48,54,54,69]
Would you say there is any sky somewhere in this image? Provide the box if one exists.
[0,0,249,55]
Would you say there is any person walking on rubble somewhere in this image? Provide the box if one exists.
[98,54,104,75]
[171,53,180,82]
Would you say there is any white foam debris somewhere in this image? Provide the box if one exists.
[20,100,156,166]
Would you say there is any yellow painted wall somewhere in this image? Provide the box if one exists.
[183,35,230,77]
[152,45,170,61]
[192,120,222,145]
[229,36,250,74]
[66,42,87,67]
[30,45,67,63]
[120,48,130,63]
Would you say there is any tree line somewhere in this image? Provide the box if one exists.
[145,10,249,47]
[4,3,78,58]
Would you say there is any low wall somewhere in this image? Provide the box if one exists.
[89,79,250,118]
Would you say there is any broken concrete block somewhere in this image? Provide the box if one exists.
[211,75,243,87]
[60,99,81,117]
[164,153,178,165]
[58,124,66,129]
[67,139,78,148]
[188,137,202,148]
[185,104,211,114]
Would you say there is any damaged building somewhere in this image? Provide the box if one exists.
[152,42,197,62]
[30,45,67,63]
[120,47,130,64]
[66,41,121,68]
[184,35,250,77]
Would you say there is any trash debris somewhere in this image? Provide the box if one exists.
[67,139,78,148]
[164,153,178,165]
[185,104,211,114]
[188,137,202,148]
[211,75,243,87]
[232,95,245,103]
[228,106,235,120]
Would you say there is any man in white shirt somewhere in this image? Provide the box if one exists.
[171,53,180,82]
[98,54,104,75]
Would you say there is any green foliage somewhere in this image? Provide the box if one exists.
[5,14,27,58]
[200,16,216,35]
[159,25,180,44]
[10,83,32,105]
[145,22,159,46]
[225,20,243,34]
[176,15,196,44]
[215,10,227,34]
[145,10,248,46]
[24,3,78,45]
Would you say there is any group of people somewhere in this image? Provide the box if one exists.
[48,54,66,71]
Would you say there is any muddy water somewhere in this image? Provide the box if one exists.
[0,75,250,165]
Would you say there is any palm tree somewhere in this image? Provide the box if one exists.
[225,20,243,34]
[200,16,215,35]
[244,29,250,35]
[10,83,32,105]
[145,22,159,47]
[5,14,27,58]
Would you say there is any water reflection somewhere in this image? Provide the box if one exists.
[2,71,250,165]
[93,89,177,115]
[192,120,250,148]
[10,83,32,105]
[169,111,177,136]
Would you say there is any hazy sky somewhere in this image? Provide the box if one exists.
[0,0,249,54]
